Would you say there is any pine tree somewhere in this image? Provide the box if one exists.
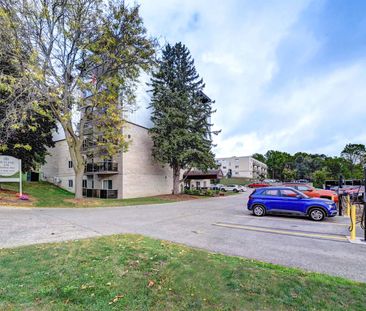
[149,42,217,194]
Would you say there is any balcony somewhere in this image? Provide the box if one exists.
[85,162,118,175]
[83,188,118,199]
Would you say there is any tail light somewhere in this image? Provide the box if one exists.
[249,190,256,200]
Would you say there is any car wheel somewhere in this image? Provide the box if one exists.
[252,205,266,217]
[234,189,239,193]
[309,208,325,221]
[220,188,226,192]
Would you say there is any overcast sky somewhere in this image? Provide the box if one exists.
[130,0,366,158]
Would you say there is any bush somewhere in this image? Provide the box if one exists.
[203,189,216,197]
[184,189,217,196]
[184,189,201,196]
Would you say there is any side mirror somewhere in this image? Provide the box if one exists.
[307,189,313,192]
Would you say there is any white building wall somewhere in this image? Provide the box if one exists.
[121,123,173,198]
[40,122,174,199]
[41,139,75,192]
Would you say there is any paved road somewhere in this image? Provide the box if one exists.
[1,193,366,282]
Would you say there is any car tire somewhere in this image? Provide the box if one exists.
[252,204,266,217]
[308,208,325,221]
[234,189,239,193]
[221,188,226,192]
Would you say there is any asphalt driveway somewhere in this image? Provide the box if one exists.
[1,193,366,282]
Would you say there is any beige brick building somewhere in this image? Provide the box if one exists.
[40,121,174,199]
[216,156,267,179]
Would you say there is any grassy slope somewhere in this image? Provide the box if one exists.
[0,182,179,208]
[0,235,365,310]
[220,177,252,185]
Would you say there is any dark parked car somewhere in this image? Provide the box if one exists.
[247,187,337,221]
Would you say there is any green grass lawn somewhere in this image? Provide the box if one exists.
[220,177,252,186]
[0,235,365,310]
[0,182,183,208]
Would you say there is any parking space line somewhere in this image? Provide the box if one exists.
[237,214,349,227]
[213,222,348,242]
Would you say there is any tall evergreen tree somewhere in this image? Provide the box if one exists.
[149,42,217,194]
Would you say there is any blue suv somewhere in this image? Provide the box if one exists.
[247,187,337,221]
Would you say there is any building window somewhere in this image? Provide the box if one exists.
[235,172,239,175]
[68,161,73,168]
[82,180,87,188]
[68,179,73,188]
[223,166,227,169]
[102,180,113,190]
[235,165,239,169]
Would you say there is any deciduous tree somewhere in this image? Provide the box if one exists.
[0,7,55,171]
[341,143,366,176]
[3,0,155,198]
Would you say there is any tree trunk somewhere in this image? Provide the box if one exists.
[172,166,180,195]
[74,167,84,199]
[63,127,85,199]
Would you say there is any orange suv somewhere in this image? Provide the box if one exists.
[283,183,338,203]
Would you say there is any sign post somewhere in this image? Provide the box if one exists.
[0,155,22,196]
[19,159,22,196]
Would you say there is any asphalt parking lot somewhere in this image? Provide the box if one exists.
[1,192,366,282]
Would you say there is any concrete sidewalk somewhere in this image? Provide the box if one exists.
[1,193,366,282]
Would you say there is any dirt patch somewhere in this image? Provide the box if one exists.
[0,189,34,206]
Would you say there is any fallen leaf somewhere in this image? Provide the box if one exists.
[108,294,124,305]
[147,280,155,288]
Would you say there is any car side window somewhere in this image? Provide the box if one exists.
[280,189,298,197]
[297,186,309,191]
[263,190,279,196]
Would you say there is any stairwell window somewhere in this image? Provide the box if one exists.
[68,161,73,168]
[68,179,73,188]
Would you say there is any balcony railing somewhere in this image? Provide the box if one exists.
[83,188,118,199]
[85,162,118,174]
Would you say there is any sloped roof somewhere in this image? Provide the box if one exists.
[183,169,223,179]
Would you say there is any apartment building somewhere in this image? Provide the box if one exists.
[40,121,174,199]
[216,156,267,179]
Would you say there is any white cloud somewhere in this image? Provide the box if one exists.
[214,60,366,156]
[132,0,365,158]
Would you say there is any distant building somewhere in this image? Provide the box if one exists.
[215,156,267,179]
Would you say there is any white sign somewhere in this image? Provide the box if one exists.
[0,155,22,196]
[0,156,20,177]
